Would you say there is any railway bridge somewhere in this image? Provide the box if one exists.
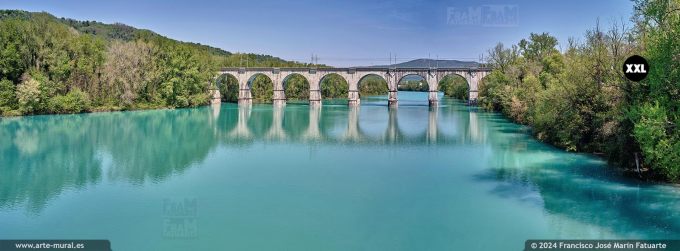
[212,67,491,107]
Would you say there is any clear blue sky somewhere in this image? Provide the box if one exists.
[1,0,634,66]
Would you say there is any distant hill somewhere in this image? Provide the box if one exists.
[368,58,480,68]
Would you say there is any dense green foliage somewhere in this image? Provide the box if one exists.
[629,0,680,181]
[284,74,309,100]
[0,79,16,113]
[439,75,469,100]
[216,74,239,102]
[398,80,429,92]
[320,74,348,98]
[0,11,211,114]
[48,88,91,114]
[359,75,389,96]
[0,10,309,115]
[396,75,469,100]
[480,31,635,165]
[478,0,680,181]
[250,75,274,103]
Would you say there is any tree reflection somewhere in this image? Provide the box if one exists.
[0,97,490,213]
[0,115,102,213]
[473,123,680,238]
[100,108,218,184]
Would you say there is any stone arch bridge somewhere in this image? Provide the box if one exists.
[212,67,491,106]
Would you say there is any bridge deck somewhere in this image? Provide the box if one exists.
[220,67,492,72]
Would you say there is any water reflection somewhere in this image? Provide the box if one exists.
[103,108,218,184]
[0,115,102,213]
[214,102,481,145]
[1,93,679,239]
[0,98,480,213]
[344,105,361,141]
[0,108,219,212]
[226,104,252,139]
[266,105,287,140]
[302,105,322,140]
[473,116,680,237]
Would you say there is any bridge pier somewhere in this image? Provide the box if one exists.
[348,90,360,106]
[238,88,252,105]
[273,88,286,106]
[388,90,398,107]
[468,90,479,105]
[210,89,221,104]
[428,90,439,107]
[310,89,322,106]
[273,76,287,106]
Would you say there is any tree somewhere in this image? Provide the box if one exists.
[284,74,309,100]
[1,10,315,113]
[102,40,155,106]
[48,88,91,113]
[0,79,16,113]
[320,74,348,98]
[250,75,273,103]
[155,43,213,107]
[630,0,680,181]
[69,34,105,97]
[486,43,518,73]
[518,32,559,62]
[439,75,468,100]
[0,19,31,83]
[16,73,42,113]
[216,74,239,102]
[359,75,388,96]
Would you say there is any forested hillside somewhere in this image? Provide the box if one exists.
[0,10,310,115]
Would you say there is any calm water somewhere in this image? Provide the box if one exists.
[1,91,679,250]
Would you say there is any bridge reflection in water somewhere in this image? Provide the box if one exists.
[0,96,488,213]
[213,101,485,145]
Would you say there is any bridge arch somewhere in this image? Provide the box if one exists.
[438,73,470,101]
[281,73,310,103]
[357,73,389,106]
[397,73,428,85]
[246,73,274,104]
[397,74,430,105]
[319,73,349,100]
[215,73,239,103]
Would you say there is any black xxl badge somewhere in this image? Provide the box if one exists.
[623,55,649,82]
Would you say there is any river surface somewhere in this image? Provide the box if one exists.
[1,91,679,250]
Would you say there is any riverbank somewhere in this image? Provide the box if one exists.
[479,99,675,183]
[477,1,680,182]
[0,102,201,118]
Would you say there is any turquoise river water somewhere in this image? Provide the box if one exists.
[0,91,679,250]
